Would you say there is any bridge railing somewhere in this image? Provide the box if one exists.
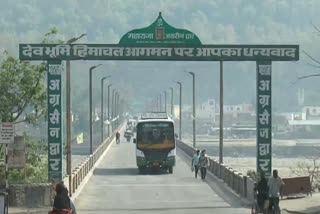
[8,124,124,207]
[63,126,122,197]
[177,140,255,203]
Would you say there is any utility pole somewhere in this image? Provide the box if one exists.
[89,64,102,154]
[107,84,112,137]
[219,61,224,164]
[176,81,182,140]
[101,76,111,144]
[65,33,86,197]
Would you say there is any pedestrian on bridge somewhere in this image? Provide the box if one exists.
[50,182,77,214]
[191,150,201,178]
[268,169,284,213]
[198,150,209,181]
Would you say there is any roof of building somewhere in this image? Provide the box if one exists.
[288,120,320,126]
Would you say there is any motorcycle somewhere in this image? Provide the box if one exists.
[126,136,131,142]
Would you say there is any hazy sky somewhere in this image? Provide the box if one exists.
[1,0,320,110]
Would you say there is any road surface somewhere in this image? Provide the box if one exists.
[75,135,250,214]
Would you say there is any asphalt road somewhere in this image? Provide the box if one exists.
[74,136,250,214]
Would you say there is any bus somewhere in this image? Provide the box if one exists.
[133,113,176,174]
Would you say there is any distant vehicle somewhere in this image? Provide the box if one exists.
[127,119,136,130]
[124,129,134,137]
[133,113,176,174]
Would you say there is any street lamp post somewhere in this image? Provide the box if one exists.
[116,93,120,127]
[107,84,112,137]
[188,71,196,149]
[219,61,224,164]
[114,92,118,128]
[65,34,86,197]
[164,90,167,113]
[111,89,116,132]
[159,93,162,112]
[89,64,102,155]
[176,81,182,140]
[101,76,111,144]
[170,87,174,116]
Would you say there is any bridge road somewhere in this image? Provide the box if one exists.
[75,134,250,214]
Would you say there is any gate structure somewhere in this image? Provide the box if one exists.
[19,12,299,182]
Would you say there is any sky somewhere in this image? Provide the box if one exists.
[1,0,320,111]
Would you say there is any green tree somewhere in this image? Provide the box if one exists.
[0,26,64,124]
[0,51,46,124]
[0,135,48,184]
[0,27,64,183]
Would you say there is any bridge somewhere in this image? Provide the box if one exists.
[72,128,250,214]
[8,11,301,214]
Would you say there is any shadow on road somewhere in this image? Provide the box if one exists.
[139,167,169,175]
[93,167,170,176]
[93,168,139,176]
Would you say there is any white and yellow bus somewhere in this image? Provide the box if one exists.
[133,113,176,174]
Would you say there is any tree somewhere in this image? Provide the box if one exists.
[0,51,46,124]
[0,26,64,125]
[293,24,320,82]
[291,157,320,191]
[0,27,64,182]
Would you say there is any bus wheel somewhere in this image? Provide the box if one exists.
[138,167,145,174]
[168,166,173,174]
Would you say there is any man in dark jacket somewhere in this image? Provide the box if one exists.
[255,172,268,212]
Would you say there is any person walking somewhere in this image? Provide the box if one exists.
[267,169,284,213]
[116,131,120,144]
[191,150,200,178]
[198,150,209,181]
[255,172,269,213]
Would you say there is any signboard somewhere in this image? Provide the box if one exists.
[119,12,202,45]
[19,44,299,61]
[8,136,25,169]
[256,61,272,178]
[47,61,63,182]
[0,123,14,144]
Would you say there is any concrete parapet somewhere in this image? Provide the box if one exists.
[177,139,254,203]
[8,125,122,208]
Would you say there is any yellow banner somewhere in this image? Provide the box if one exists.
[77,133,84,144]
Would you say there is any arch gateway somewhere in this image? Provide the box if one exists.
[19,12,299,182]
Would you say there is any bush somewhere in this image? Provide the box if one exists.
[0,134,48,184]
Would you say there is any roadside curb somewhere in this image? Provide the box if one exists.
[9,207,50,214]
[283,208,320,214]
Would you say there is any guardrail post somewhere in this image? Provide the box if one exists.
[243,175,247,198]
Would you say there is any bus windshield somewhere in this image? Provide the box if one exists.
[137,122,174,144]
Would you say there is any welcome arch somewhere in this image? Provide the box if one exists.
[19,12,299,182]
